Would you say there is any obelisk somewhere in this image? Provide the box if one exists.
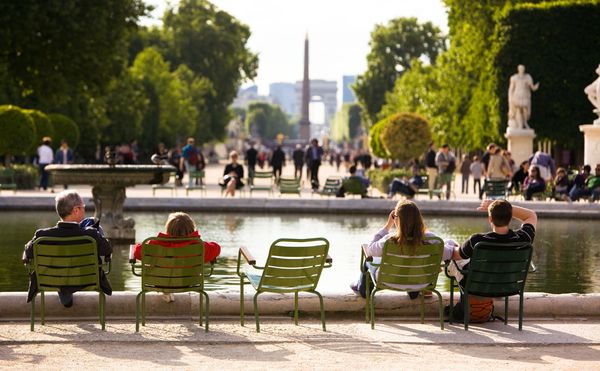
[299,34,311,141]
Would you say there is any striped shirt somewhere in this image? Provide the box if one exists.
[458,223,535,260]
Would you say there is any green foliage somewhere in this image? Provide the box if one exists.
[381,113,432,162]
[48,114,79,150]
[245,102,290,140]
[0,105,35,160]
[367,168,420,194]
[368,119,388,158]
[1,164,38,189]
[23,109,53,154]
[493,0,600,149]
[163,0,258,142]
[331,104,362,142]
[0,0,147,109]
[354,17,446,126]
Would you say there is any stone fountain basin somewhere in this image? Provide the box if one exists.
[45,164,176,186]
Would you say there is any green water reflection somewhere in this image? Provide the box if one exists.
[1,211,599,294]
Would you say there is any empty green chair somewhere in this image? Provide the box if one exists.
[446,241,533,331]
[236,238,332,332]
[249,170,274,196]
[186,170,207,196]
[362,237,445,330]
[152,170,178,196]
[279,177,301,196]
[131,236,214,332]
[28,236,110,331]
[482,179,509,200]
[317,176,342,197]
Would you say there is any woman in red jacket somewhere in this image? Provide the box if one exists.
[133,212,221,302]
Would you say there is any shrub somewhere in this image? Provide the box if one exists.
[380,113,432,163]
[368,119,387,158]
[24,109,54,154]
[48,113,79,150]
[0,105,36,162]
[10,164,39,189]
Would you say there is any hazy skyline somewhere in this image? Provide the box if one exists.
[143,1,448,95]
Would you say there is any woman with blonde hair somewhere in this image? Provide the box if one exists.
[220,151,244,197]
[133,212,221,302]
[350,200,454,299]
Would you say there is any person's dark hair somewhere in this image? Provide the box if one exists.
[583,165,592,173]
[494,148,502,155]
[349,165,357,174]
[530,166,543,181]
[442,144,449,149]
[55,191,83,219]
[488,199,512,227]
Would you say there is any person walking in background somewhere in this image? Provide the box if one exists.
[271,145,286,182]
[470,156,483,195]
[181,138,199,188]
[37,137,53,191]
[425,142,438,198]
[528,150,556,182]
[54,139,74,190]
[435,144,456,199]
[292,144,305,180]
[245,142,258,184]
[460,154,472,194]
[305,138,323,190]
[487,147,512,180]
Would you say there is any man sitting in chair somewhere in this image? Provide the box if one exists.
[336,165,370,198]
[23,190,113,307]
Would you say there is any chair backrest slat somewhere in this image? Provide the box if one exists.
[260,238,329,292]
[377,237,444,290]
[465,241,533,297]
[33,236,100,289]
[140,237,205,291]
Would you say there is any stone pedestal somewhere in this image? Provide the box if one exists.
[505,128,536,165]
[579,124,600,166]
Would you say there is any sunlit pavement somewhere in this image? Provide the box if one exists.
[2,320,600,369]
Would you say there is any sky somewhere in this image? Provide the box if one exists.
[142,0,448,95]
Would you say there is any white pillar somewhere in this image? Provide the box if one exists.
[579,124,600,166]
[505,128,536,165]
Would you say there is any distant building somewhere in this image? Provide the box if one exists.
[342,75,357,103]
[269,82,296,116]
[232,85,273,108]
[294,79,337,127]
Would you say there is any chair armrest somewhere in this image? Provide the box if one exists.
[240,246,256,265]
[130,261,142,277]
[101,256,111,275]
[362,244,373,262]
[529,261,537,273]
[325,254,332,264]
[205,258,217,277]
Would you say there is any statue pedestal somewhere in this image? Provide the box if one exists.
[579,124,600,166]
[505,128,536,165]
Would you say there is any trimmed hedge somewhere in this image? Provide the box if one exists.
[494,1,600,150]
[0,105,36,158]
[24,109,54,154]
[0,164,39,189]
[381,113,432,163]
[368,168,419,194]
[368,118,387,158]
[48,113,79,149]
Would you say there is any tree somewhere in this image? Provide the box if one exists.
[245,102,290,140]
[0,0,147,109]
[0,105,35,165]
[331,104,362,142]
[354,17,445,126]
[380,113,432,163]
[163,0,258,142]
[23,109,53,154]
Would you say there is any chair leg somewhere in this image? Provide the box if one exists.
[199,291,203,326]
[370,289,378,330]
[504,296,509,325]
[41,292,45,325]
[449,279,454,325]
[312,291,326,332]
[135,292,142,332]
[100,292,106,331]
[519,292,524,331]
[30,295,35,332]
[294,292,299,326]
[463,293,470,331]
[253,291,261,333]
[433,290,444,330]
[364,272,371,323]
[142,292,146,326]
[201,291,209,332]
[419,291,425,324]
[240,277,245,326]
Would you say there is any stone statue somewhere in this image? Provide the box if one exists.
[584,64,600,125]
[508,64,539,130]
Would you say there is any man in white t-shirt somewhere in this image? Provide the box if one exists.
[37,137,54,191]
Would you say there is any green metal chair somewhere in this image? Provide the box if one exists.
[278,177,301,196]
[342,177,367,198]
[249,170,274,196]
[236,238,333,332]
[362,237,445,330]
[482,179,509,200]
[152,170,177,196]
[317,176,342,197]
[186,170,207,196]
[445,241,533,331]
[131,237,215,332]
[28,236,110,331]
[0,168,17,194]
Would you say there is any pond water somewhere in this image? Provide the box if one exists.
[2,211,599,294]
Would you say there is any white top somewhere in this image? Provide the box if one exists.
[37,144,54,164]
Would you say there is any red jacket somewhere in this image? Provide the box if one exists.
[133,231,221,263]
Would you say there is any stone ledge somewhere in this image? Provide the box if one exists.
[2,291,599,320]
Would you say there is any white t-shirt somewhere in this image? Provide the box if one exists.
[37,145,54,164]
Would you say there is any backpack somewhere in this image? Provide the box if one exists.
[445,159,456,174]
[446,295,495,323]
